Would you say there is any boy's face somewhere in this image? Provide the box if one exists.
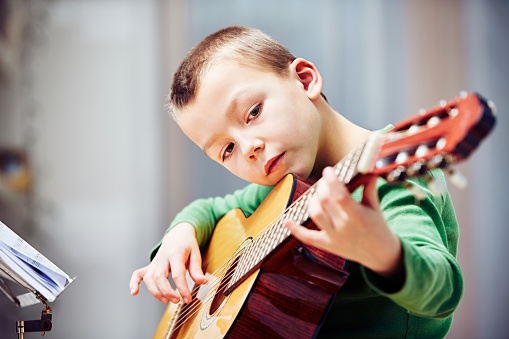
[177,59,323,186]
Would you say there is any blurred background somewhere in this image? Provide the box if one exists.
[0,0,507,338]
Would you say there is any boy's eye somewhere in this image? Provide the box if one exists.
[222,142,235,161]
[247,104,261,122]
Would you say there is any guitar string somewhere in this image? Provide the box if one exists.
[166,142,368,333]
[168,256,237,331]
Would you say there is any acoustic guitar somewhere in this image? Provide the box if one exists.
[153,92,496,339]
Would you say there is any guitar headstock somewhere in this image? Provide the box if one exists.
[357,92,496,194]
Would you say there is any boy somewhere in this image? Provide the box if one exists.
[130,26,463,338]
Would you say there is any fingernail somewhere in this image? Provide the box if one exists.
[183,298,189,304]
[161,297,168,303]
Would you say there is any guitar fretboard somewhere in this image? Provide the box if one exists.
[225,143,367,294]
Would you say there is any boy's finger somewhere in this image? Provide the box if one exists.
[308,192,334,231]
[284,219,302,238]
[322,167,351,201]
[129,267,147,295]
[169,259,192,303]
[361,176,380,209]
[189,249,207,284]
[284,219,324,246]
[143,272,170,303]
[153,262,180,303]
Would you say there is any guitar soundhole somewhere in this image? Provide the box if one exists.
[209,256,239,315]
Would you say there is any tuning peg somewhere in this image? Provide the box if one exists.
[415,145,429,158]
[436,137,447,151]
[386,167,406,183]
[402,181,427,200]
[427,116,441,128]
[445,167,468,190]
[488,100,497,115]
[448,108,459,117]
[405,161,445,195]
[426,176,446,195]
[427,154,447,169]
[395,152,409,164]
[406,160,427,177]
[408,124,420,135]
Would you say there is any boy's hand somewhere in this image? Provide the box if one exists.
[285,166,403,281]
[129,222,207,304]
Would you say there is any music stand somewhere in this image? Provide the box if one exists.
[0,270,53,338]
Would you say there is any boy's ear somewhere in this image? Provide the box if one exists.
[289,58,323,100]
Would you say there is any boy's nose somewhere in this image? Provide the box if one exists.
[245,138,264,160]
[249,146,262,160]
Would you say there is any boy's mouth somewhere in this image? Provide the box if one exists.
[265,153,285,176]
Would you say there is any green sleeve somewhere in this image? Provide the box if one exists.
[149,183,273,260]
[358,170,463,318]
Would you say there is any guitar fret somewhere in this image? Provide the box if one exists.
[283,209,293,224]
[251,239,262,263]
[299,194,311,223]
[346,145,364,183]
[292,200,302,223]
[290,206,298,222]
[339,155,350,181]
[334,162,343,176]
[259,232,271,262]
[268,222,280,248]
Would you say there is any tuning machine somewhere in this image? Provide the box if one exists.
[427,154,468,190]
[386,166,406,183]
[444,167,468,190]
[386,158,450,200]
[385,165,427,200]
[402,181,427,200]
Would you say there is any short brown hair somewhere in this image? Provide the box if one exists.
[168,26,296,119]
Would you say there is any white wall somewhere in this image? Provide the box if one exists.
[17,1,167,337]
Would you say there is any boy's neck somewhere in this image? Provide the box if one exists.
[308,102,372,183]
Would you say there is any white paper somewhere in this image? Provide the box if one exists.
[0,221,74,302]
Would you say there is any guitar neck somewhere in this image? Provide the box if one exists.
[225,142,371,294]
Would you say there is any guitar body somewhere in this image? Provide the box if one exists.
[154,174,350,339]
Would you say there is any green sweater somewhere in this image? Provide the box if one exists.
[151,170,463,338]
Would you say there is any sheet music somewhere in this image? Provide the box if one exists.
[0,221,74,303]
